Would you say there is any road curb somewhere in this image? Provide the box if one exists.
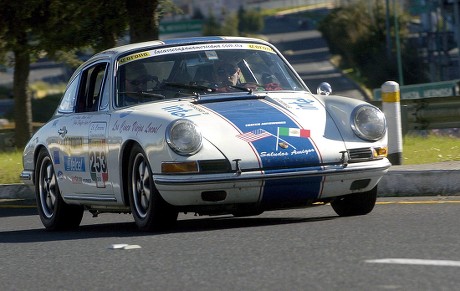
[378,169,460,197]
[2,162,459,201]
[0,184,35,200]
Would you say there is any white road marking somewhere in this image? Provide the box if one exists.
[366,258,460,267]
[109,244,141,250]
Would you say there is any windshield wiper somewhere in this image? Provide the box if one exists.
[230,85,253,94]
[119,91,165,100]
[163,82,215,93]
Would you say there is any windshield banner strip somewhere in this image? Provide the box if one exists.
[118,43,276,65]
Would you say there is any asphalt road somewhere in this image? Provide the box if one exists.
[2,197,460,290]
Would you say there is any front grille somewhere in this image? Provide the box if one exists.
[348,148,373,162]
[198,159,232,173]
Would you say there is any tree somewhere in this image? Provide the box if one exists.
[0,0,172,148]
[0,1,48,148]
[237,6,264,36]
[203,12,222,36]
[318,0,427,89]
[126,0,160,42]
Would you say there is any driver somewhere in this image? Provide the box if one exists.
[118,61,157,106]
[216,62,241,87]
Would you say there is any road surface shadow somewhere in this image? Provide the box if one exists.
[0,213,337,243]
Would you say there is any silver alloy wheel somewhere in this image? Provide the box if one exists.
[131,153,152,218]
[38,155,57,219]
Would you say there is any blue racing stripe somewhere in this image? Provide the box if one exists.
[202,99,323,203]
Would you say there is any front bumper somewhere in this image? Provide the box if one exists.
[154,159,391,207]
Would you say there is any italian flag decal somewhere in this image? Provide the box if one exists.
[278,127,310,138]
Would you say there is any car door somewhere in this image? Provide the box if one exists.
[55,61,114,199]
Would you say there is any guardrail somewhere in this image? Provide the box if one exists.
[371,96,460,133]
[372,80,460,133]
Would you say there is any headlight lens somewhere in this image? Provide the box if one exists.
[351,105,386,141]
[166,119,202,155]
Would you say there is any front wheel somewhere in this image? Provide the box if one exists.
[35,148,84,230]
[128,144,178,231]
[331,186,378,216]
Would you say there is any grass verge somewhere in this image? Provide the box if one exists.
[0,150,23,184]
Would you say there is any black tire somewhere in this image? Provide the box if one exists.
[35,148,84,230]
[128,144,178,231]
[331,186,378,217]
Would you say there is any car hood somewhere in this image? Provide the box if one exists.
[180,92,348,171]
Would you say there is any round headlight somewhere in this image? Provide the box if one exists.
[351,105,386,141]
[166,119,202,155]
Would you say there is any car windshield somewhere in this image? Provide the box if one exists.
[115,42,307,107]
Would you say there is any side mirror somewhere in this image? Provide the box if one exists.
[317,82,332,96]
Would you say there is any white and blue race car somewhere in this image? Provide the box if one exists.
[21,36,390,231]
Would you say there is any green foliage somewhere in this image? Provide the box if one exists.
[203,13,223,36]
[221,14,239,36]
[238,7,264,35]
[203,7,263,37]
[0,150,22,184]
[318,0,428,89]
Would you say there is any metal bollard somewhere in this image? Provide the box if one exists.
[382,81,403,165]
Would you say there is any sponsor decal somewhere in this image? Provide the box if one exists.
[276,97,319,110]
[72,115,92,126]
[71,176,83,184]
[89,122,107,137]
[119,52,151,65]
[162,104,201,118]
[236,129,272,142]
[247,44,275,53]
[89,149,108,188]
[88,123,109,188]
[237,127,312,151]
[278,127,310,138]
[188,103,210,114]
[111,120,162,135]
[53,151,60,164]
[245,121,286,127]
[64,156,86,172]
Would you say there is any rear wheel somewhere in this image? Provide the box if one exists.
[331,186,378,216]
[35,148,84,230]
[128,144,178,231]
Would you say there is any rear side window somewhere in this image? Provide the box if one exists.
[75,63,109,113]
[58,74,81,113]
